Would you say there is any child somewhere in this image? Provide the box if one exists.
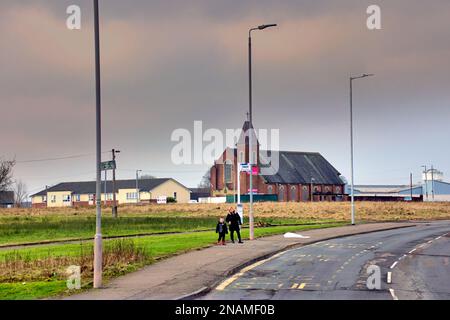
[216,217,228,245]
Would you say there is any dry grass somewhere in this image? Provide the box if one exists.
[0,239,150,283]
[1,202,450,221]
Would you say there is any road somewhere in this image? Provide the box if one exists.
[202,221,450,300]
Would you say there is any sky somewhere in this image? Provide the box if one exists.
[1,0,449,195]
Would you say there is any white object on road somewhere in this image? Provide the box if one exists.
[284,232,310,239]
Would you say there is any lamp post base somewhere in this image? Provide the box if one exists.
[93,233,103,289]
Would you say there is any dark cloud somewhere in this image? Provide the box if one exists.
[1,0,450,192]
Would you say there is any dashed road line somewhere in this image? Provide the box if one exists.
[390,261,398,269]
[389,288,399,300]
[298,283,306,290]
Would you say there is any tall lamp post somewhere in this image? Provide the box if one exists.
[93,0,102,289]
[248,24,277,241]
[136,170,142,204]
[421,165,428,201]
[350,74,374,225]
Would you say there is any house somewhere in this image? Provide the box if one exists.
[0,191,14,208]
[31,178,190,208]
[189,188,211,202]
[209,121,347,202]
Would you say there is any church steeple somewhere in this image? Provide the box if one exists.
[237,115,259,165]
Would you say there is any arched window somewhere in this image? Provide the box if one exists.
[279,185,285,201]
[336,186,341,193]
[267,185,274,194]
[224,160,233,183]
[302,186,309,201]
[290,186,297,201]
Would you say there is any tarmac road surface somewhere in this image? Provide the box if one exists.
[202,221,450,300]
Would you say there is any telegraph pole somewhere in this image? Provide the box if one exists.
[136,170,142,204]
[112,149,120,218]
[422,165,428,201]
[410,173,413,201]
[93,0,102,289]
[431,165,435,201]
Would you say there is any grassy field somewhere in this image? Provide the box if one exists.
[0,222,343,300]
[3,201,450,221]
[0,201,448,300]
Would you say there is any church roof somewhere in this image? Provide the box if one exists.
[260,150,344,185]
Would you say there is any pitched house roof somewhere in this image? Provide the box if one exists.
[0,191,14,205]
[32,178,183,197]
[260,151,344,185]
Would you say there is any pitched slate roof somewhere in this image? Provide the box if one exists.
[32,178,178,197]
[0,191,14,205]
[260,151,344,185]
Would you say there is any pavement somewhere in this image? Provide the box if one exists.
[66,222,416,300]
[202,220,450,300]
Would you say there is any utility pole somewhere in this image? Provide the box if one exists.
[104,170,107,205]
[112,149,120,217]
[431,165,435,201]
[136,170,142,204]
[410,173,413,201]
[93,0,102,289]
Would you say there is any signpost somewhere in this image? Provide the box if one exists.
[101,160,116,171]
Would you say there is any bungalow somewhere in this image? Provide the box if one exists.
[31,178,190,208]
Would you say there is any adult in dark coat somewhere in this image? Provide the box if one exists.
[226,207,243,244]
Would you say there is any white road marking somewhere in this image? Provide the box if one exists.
[435,236,442,240]
[390,261,398,269]
[389,288,399,300]
[387,272,392,284]
[408,248,416,254]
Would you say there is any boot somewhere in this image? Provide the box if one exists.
[222,240,226,246]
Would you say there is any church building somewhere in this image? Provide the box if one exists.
[209,121,347,202]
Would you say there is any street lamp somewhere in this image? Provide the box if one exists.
[248,24,277,241]
[350,73,373,226]
[93,0,102,289]
[136,170,142,204]
[421,165,428,201]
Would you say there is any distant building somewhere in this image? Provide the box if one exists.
[353,168,450,202]
[0,191,14,208]
[209,121,347,202]
[352,185,423,202]
[31,178,191,208]
[189,188,211,202]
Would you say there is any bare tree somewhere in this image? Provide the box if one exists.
[0,159,15,192]
[198,169,211,188]
[14,180,28,207]
[141,174,156,179]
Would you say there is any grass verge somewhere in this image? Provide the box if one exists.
[0,222,344,300]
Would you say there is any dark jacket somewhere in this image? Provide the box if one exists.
[216,222,228,234]
[226,212,242,230]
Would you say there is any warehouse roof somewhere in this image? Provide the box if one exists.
[31,178,184,197]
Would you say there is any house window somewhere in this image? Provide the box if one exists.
[50,195,56,203]
[173,192,177,200]
[267,185,274,194]
[336,187,341,193]
[43,196,47,203]
[89,194,95,201]
[325,186,331,193]
[74,195,81,202]
[107,193,113,200]
[63,195,71,202]
[126,192,137,200]
[224,161,233,183]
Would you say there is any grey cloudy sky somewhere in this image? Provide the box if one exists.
[1,0,449,194]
